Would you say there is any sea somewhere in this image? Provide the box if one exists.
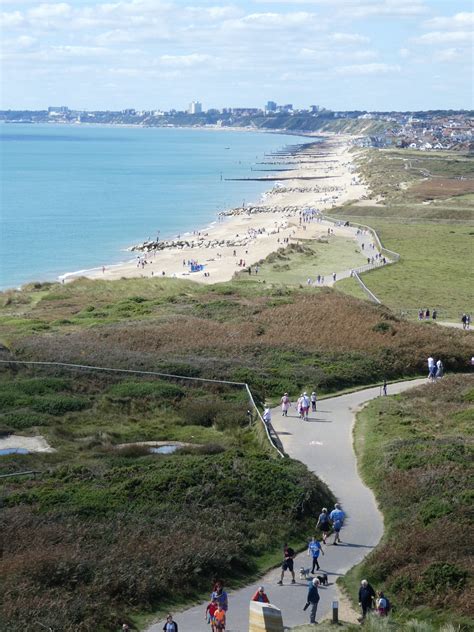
[0,124,306,290]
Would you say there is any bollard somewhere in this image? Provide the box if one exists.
[332,600,339,624]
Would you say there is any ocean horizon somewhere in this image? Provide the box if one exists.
[0,124,307,291]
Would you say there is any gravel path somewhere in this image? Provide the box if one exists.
[146,378,425,632]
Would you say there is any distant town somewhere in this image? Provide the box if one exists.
[1,101,473,152]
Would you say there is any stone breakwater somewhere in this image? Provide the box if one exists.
[266,184,343,195]
[129,217,289,253]
[219,204,303,217]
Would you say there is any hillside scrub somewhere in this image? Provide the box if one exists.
[0,367,334,631]
[344,375,474,629]
[1,282,472,397]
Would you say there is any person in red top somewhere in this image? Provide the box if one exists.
[251,586,270,603]
[205,598,218,631]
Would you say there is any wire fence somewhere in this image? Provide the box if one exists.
[0,359,286,459]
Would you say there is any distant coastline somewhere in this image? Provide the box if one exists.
[0,124,308,291]
[64,133,369,287]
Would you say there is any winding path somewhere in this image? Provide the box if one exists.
[146,378,425,632]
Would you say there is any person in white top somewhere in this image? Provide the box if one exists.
[263,407,272,424]
[280,393,291,416]
[427,356,436,380]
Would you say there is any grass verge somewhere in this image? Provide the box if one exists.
[340,374,474,630]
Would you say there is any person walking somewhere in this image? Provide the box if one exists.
[310,391,317,412]
[305,578,320,624]
[376,591,390,617]
[251,586,270,603]
[214,604,226,631]
[316,507,331,544]
[301,392,310,421]
[277,543,296,585]
[436,359,444,379]
[281,393,291,417]
[297,394,304,420]
[427,356,436,380]
[205,599,218,631]
[211,581,228,612]
[163,614,178,632]
[308,535,324,573]
[358,579,376,621]
[263,407,272,424]
[329,503,345,545]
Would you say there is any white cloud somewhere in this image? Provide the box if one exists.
[28,2,72,19]
[433,48,463,63]
[415,30,473,45]
[399,48,410,58]
[15,34,36,47]
[232,11,317,29]
[347,2,426,18]
[424,12,474,30]
[0,9,24,27]
[331,32,369,44]
[336,62,401,75]
[159,53,212,67]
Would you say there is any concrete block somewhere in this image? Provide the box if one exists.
[249,601,284,632]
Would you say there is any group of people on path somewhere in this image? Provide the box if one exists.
[358,579,391,621]
[280,391,317,420]
[427,356,444,381]
[418,308,437,320]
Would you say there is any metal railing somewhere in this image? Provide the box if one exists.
[0,470,42,479]
[0,360,286,459]
[323,214,402,304]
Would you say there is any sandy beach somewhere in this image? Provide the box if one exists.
[63,133,370,286]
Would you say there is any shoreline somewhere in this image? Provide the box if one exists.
[63,133,370,286]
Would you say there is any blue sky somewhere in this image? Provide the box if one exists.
[0,0,473,111]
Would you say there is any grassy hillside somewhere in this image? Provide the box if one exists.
[0,366,334,631]
[343,375,474,629]
[334,148,474,318]
[1,279,472,396]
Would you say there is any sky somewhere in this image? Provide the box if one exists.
[0,0,473,111]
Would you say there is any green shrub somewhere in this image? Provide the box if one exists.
[0,411,52,429]
[372,321,392,333]
[419,498,452,525]
[180,398,221,427]
[30,395,89,415]
[420,562,467,592]
[18,377,71,395]
[107,380,184,400]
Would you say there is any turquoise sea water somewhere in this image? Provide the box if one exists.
[0,124,303,290]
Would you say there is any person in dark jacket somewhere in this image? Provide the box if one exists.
[305,578,320,624]
[163,613,178,632]
[358,579,376,621]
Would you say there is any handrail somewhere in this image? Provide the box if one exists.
[0,470,42,479]
[323,214,401,262]
[323,214,401,304]
[353,271,382,304]
[0,360,286,459]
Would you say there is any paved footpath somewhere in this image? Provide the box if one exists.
[147,378,425,632]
